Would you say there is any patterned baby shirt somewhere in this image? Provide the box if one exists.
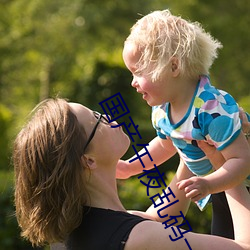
[152,75,241,176]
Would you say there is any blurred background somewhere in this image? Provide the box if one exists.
[0,0,249,249]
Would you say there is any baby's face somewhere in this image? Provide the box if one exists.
[123,42,175,106]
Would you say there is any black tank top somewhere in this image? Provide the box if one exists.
[66,206,148,250]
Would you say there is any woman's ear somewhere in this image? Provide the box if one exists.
[82,155,97,169]
[170,57,180,77]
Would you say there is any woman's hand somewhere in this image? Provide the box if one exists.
[239,107,250,141]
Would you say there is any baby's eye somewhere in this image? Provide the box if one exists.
[133,71,142,77]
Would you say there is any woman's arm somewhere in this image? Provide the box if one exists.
[125,183,250,250]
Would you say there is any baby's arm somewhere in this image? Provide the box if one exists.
[178,132,250,201]
[116,136,177,179]
[206,132,250,190]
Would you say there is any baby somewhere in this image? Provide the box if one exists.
[118,9,250,237]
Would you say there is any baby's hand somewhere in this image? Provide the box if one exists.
[177,176,211,202]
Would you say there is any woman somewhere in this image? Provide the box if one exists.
[13,98,250,249]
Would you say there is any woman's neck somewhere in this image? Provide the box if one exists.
[84,163,126,212]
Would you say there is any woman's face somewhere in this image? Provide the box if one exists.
[68,103,130,160]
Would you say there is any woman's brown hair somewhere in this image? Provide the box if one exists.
[13,98,88,246]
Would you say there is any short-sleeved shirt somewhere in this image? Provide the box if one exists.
[152,75,241,176]
[66,206,148,250]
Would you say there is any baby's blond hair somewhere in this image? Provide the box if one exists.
[125,10,222,81]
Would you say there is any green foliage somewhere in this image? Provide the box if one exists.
[0,0,249,248]
[0,104,13,170]
[239,95,250,113]
[118,178,153,211]
[185,1,250,100]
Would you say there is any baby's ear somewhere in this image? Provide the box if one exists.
[82,155,97,169]
[171,57,180,76]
